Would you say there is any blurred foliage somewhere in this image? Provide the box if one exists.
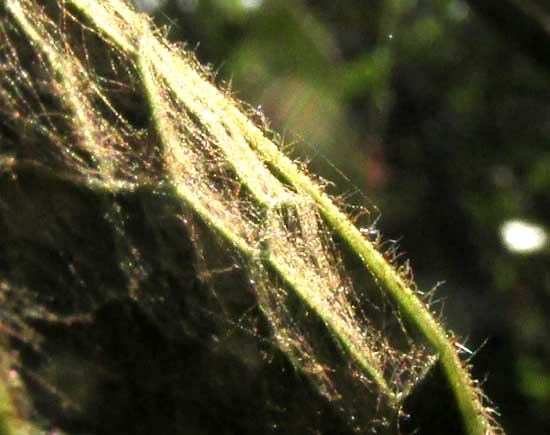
[135,0,550,432]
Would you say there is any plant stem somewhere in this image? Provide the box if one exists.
[0,354,17,435]
[237,122,495,435]
[8,1,502,433]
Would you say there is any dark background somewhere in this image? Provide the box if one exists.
[136,0,550,433]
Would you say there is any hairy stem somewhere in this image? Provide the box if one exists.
[2,1,503,434]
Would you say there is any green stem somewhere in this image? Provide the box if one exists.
[0,355,17,435]
[17,0,501,433]
[239,122,493,435]
[135,38,397,402]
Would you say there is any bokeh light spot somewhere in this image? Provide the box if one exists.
[500,219,548,254]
